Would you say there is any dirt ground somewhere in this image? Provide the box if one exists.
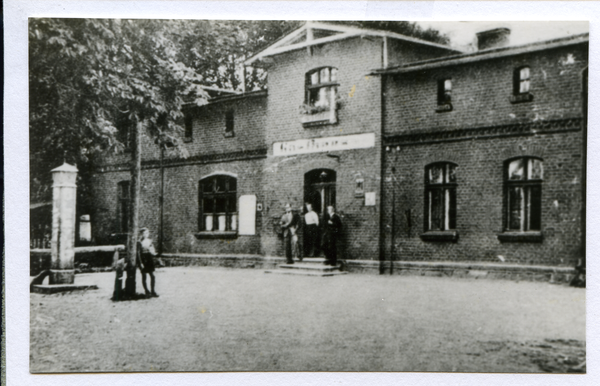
[30,267,585,373]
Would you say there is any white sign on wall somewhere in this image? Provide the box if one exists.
[273,133,375,156]
[238,195,257,235]
[365,192,376,206]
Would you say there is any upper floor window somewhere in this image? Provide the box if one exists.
[504,157,543,233]
[438,79,452,104]
[305,67,338,111]
[510,66,534,103]
[116,110,132,150]
[184,113,193,142]
[436,79,453,112]
[117,181,130,233]
[225,110,234,138]
[424,163,457,232]
[515,67,530,94]
[199,175,237,232]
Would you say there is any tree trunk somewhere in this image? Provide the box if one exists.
[125,120,142,297]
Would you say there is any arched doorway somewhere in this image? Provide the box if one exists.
[304,169,336,256]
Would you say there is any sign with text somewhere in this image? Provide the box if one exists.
[238,195,257,235]
[273,133,375,156]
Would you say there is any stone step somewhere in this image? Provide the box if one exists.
[264,269,347,277]
[277,263,340,272]
[265,257,347,276]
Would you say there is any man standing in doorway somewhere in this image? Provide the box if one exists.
[304,202,319,257]
[322,205,342,266]
[280,203,296,264]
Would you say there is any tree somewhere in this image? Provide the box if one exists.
[29,19,216,297]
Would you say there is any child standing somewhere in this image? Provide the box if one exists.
[137,227,159,297]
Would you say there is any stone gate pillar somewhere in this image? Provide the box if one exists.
[49,163,78,284]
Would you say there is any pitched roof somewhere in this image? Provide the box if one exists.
[371,32,589,75]
[245,21,460,65]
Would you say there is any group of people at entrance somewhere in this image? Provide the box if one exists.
[280,203,342,266]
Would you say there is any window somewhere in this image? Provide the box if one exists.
[504,157,543,233]
[305,67,338,111]
[516,67,530,94]
[117,181,130,233]
[225,110,234,138]
[184,113,193,142]
[199,175,237,233]
[116,110,132,149]
[424,163,457,233]
[438,79,452,103]
[510,66,533,103]
[436,79,453,112]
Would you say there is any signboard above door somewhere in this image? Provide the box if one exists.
[273,133,375,157]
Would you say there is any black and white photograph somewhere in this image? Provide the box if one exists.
[5,1,598,385]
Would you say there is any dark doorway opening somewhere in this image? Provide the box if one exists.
[303,169,336,257]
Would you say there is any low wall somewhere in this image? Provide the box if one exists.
[30,245,125,276]
[160,253,577,283]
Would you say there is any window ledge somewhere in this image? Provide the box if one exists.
[301,110,337,128]
[497,231,543,243]
[509,92,534,104]
[420,231,458,242]
[435,103,453,113]
[183,137,193,143]
[194,231,238,240]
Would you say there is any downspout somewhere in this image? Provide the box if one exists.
[378,37,388,274]
[581,67,587,266]
[159,144,165,255]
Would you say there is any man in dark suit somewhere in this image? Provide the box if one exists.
[280,203,297,264]
[322,205,342,266]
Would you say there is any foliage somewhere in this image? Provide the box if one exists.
[323,20,450,45]
[28,19,303,206]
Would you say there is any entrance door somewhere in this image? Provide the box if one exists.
[304,169,336,256]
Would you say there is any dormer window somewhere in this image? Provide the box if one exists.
[436,79,453,112]
[301,67,339,127]
[510,66,534,103]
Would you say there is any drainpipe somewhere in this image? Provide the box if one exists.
[390,166,396,275]
[581,67,587,267]
[159,144,165,255]
[378,56,387,275]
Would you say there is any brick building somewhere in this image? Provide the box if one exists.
[90,23,588,273]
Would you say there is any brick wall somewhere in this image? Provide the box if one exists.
[90,95,268,254]
[260,37,385,260]
[384,44,588,134]
[381,43,587,266]
[387,39,458,67]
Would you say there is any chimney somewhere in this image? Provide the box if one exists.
[476,28,511,50]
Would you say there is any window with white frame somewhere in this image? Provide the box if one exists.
[504,157,543,232]
[515,66,531,94]
[425,163,457,232]
[199,175,237,232]
[305,67,338,111]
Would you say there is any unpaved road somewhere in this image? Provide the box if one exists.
[30,267,585,372]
